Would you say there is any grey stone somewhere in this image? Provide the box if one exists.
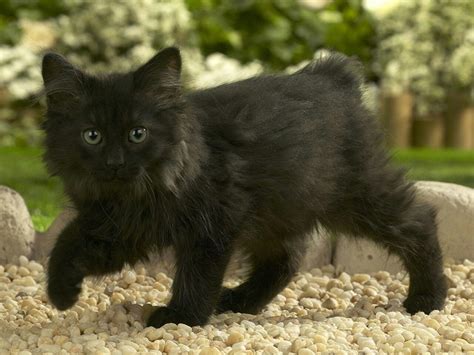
[333,181,474,274]
[333,238,403,274]
[0,186,35,264]
[416,181,474,262]
[300,229,333,271]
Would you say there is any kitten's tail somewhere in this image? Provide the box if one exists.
[297,53,364,90]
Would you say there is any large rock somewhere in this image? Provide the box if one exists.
[300,230,333,271]
[333,181,474,274]
[0,186,35,264]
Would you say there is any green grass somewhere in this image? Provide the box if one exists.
[0,146,473,231]
[393,149,474,188]
[0,146,64,232]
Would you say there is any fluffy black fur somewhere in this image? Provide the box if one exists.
[41,47,447,327]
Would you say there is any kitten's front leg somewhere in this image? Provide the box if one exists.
[147,239,232,327]
[47,221,86,310]
[47,220,126,310]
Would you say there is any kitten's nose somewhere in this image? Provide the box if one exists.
[106,151,124,170]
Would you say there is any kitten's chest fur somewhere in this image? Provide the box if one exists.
[75,173,243,260]
[77,196,175,253]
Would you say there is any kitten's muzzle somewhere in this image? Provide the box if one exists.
[98,165,142,183]
[104,153,126,180]
[106,156,125,170]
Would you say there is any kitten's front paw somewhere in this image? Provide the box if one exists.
[47,279,82,311]
[146,306,207,328]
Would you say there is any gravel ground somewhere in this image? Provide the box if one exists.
[0,256,473,354]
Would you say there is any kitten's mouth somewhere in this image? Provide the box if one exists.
[96,167,144,185]
[101,174,136,183]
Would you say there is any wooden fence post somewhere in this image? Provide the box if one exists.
[412,113,444,148]
[381,91,413,148]
[445,91,473,149]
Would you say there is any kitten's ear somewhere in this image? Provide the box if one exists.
[133,47,182,101]
[42,53,75,84]
[42,52,84,111]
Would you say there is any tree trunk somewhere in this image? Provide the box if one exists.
[381,91,413,148]
[412,113,444,148]
[445,91,473,149]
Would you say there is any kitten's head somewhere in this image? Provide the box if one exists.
[41,47,198,201]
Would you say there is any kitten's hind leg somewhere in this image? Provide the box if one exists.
[341,181,447,314]
[216,238,303,315]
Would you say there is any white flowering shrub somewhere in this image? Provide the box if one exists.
[0,44,44,146]
[0,45,42,100]
[374,0,474,115]
[191,53,263,89]
[55,0,193,73]
[0,0,264,103]
[0,18,57,100]
[55,0,264,88]
[0,0,267,146]
[448,28,474,89]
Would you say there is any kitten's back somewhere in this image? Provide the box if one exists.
[187,55,378,219]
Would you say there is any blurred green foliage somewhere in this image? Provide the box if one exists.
[0,146,64,231]
[0,99,44,147]
[186,0,376,70]
[374,0,474,114]
[1,0,376,71]
[0,0,378,149]
[0,0,66,44]
[186,0,325,69]
[393,149,474,188]
[323,0,375,74]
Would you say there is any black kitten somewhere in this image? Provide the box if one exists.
[41,47,447,327]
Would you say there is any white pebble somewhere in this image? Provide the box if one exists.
[277,341,292,352]
[322,298,338,310]
[39,344,61,352]
[352,274,371,284]
[123,271,137,285]
[18,255,29,266]
[14,276,36,286]
[118,344,137,353]
[226,331,244,345]
[199,346,221,355]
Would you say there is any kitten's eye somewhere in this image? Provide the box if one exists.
[129,127,147,144]
[83,129,102,145]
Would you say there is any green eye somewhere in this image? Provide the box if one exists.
[83,129,102,145]
[129,127,147,143]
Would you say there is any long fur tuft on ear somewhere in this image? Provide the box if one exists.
[41,52,85,111]
[133,47,182,105]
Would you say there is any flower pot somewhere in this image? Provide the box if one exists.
[412,114,444,148]
[445,92,473,149]
[381,91,413,148]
